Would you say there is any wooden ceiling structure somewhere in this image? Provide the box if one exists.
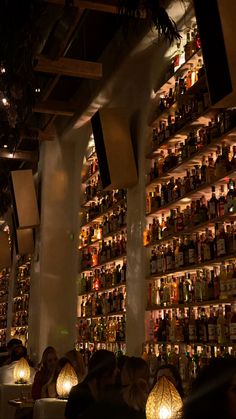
[0,0,149,181]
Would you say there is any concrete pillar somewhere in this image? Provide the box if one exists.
[28,126,89,362]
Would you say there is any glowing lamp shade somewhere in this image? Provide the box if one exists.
[13,358,31,384]
[146,376,183,419]
[56,363,78,399]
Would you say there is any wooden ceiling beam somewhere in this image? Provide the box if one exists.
[0,150,38,162]
[32,100,76,116]
[45,0,119,14]
[35,55,103,79]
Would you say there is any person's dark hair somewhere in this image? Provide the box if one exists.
[154,364,184,399]
[121,356,149,411]
[7,338,22,351]
[39,346,57,371]
[183,358,236,419]
[11,345,27,362]
[48,356,70,385]
[87,349,116,381]
[117,354,129,371]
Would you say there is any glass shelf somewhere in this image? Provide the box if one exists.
[145,212,236,248]
[79,225,127,250]
[146,252,236,280]
[80,198,126,228]
[146,298,235,311]
[81,253,126,273]
[146,168,236,217]
[154,49,202,98]
[79,282,126,297]
[78,311,126,320]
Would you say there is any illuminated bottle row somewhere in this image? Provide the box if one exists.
[145,15,236,385]
[78,137,127,353]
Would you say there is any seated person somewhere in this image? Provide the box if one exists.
[0,344,35,384]
[65,349,86,381]
[153,363,184,399]
[0,338,22,366]
[65,349,117,419]
[41,357,70,398]
[32,346,58,399]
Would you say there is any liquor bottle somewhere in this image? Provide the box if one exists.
[216,223,226,258]
[219,263,228,300]
[188,309,197,342]
[217,304,227,345]
[194,270,203,302]
[230,303,236,343]
[208,186,218,220]
[198,308,208,343]
[208,305,217,343]
[218,185,227,217]
[227,179,236,213]
[207,269,214,300]
[213,266,220,300]
[150,249,157,275]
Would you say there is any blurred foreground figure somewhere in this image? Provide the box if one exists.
[65,349,117,419]
[81,356,149,419]
[182,358,236,419]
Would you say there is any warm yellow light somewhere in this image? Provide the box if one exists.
[159,406,171,419]
[56,363,78,399]
[146,376,183,419]
[13,358,31,384]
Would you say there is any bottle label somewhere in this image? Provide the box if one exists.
[209,202,216,215]
[150,260,157,274]
[208,324,216,341]
[166,256,172,271]
[195,282,202,301]
[189,324,196,341]
[217,239,226,256]
[178,252,184,267]
[188,249,195,264]
[230,322,236,341]
[157,258,163,273]
[217,323,226,344]
[203,243,211,261]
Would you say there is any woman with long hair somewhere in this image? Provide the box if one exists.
[32,346,58,400]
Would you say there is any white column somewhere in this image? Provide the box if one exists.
[28,126,89,362]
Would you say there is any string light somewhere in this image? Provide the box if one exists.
[2,98,9,107]
[3,145,7,148]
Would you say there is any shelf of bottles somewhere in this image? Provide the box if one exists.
[0,267,10,348]
[77,137,127,354]
[144,18,236,386]
[11,255,31,346]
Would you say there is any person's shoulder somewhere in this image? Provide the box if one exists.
[70,381,90,396]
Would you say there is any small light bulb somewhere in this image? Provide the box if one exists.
[1,67,6,74]
[3,144,7,148]
[2,98,8,106]
[9,153,13,158]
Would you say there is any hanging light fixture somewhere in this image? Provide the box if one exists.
[146,376,183,419]
[13,358,31,384]
[56,363,78,399]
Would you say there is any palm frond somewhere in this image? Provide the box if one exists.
[118,0,181,43]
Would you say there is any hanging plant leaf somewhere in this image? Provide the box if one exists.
[118,0,181,43]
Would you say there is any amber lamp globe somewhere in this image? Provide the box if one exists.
[146,376,183,419]
[56,363,78,399]
[13,357,31,384]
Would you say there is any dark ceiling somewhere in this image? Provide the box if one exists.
[0,1,148,173]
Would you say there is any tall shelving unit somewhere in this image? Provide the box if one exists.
[77,136,127,357]
[10,255,31,347]
[144,16,236,388]
[0,218,32,348]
